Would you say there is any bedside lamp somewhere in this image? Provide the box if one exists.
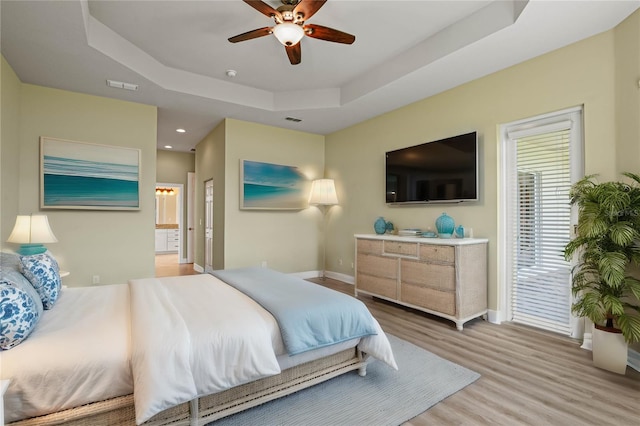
[309,179,339,279]
[7,215,58,255]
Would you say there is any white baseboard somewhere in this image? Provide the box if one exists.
[193,263,204,273]
[581,332,592,351]
[486,309,501,324]
[325,271,354,285]
[628,348,640,372]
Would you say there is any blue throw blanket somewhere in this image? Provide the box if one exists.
[211,267,378,355]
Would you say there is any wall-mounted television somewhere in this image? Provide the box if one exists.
[386,132,478,204]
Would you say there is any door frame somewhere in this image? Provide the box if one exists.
[498,106,584,336]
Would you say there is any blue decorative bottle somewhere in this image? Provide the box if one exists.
[435,213,455,238]
[374,217,387,235]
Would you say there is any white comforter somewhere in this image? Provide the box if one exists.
[129,274,397,425]
[129,274,283,424]
[1,284,133,423]
[2,273,396,424]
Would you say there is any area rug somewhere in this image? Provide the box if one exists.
[210,334,480,426]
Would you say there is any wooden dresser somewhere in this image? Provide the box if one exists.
[354,234,488,330]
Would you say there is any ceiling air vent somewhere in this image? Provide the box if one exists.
[285,117,302,122]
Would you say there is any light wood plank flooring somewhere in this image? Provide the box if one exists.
[155,253,198,277]
[309,277,640,426]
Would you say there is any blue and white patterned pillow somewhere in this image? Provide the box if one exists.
[0,252,44,318]
[19,253,61,310]
[0,281,41,350]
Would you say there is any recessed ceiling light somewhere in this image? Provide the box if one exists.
[164,145,173,149]
[176,128,186,133]
[225,69,237,78]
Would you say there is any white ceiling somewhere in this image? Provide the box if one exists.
[2,0,639,153]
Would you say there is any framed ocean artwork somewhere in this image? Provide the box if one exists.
[240,159,308,210]
[40,137,141,210]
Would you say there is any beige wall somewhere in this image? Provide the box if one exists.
[195,118,325,273]
[156,149,195,253]
[615,10,640,174]
[195,119,226,270]
[1,67,158,287]
[1,57,22,244]
[156,150,195,183]
[325,29,622,312]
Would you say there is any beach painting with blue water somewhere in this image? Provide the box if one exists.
[241,160,308,210]
[40,137,140,210]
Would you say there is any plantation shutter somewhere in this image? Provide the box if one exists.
[506,120,574,335]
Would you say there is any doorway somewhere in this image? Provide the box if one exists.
[500,107,583,337]
[155,180,195,275]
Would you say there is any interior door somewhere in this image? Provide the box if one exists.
[204,179,213,273]
[186,172,195,263]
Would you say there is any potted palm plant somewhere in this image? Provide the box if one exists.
[564,172,640,374]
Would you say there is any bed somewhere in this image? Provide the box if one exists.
[0,253,397,426]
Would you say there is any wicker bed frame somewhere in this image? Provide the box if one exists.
[9,348,367,426]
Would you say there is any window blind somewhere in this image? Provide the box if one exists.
[509,127,572,335]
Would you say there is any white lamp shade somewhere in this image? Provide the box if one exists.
[273,23,305,46]
[7,215,58,244]
[309,179,339,206]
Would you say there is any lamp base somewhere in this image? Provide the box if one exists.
[17,244,47,256]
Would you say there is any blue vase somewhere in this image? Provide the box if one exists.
[435,213,455,238]
[374,217,387,235]
[455,225,465,238]
[385,221,394,233]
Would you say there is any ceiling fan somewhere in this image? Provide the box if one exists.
[228,0,355,65]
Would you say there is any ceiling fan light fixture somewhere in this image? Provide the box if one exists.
[273,22,304,46]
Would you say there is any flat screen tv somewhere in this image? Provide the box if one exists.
[386,132,478,204]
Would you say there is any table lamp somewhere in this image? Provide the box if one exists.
[7,215,58,255]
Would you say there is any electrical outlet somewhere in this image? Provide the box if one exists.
[92,275,100,284]
[338,258,343,266]
[351,262,354,269]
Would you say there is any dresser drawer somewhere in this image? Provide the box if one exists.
[401,260,455,291]
[383,241,418,257]
[357,274,397,299]
[419,244,455,263]
[357,254,397,279]
[401,284,456,316]
[357,239,383,255]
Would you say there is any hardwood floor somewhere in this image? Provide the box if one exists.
[155,253,198,277]
[308,277,640,426]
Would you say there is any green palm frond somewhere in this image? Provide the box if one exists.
[567,172,640,343]
[598,252,627,287]
[615,314,640,343]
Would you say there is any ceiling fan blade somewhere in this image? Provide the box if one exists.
[228,27,272,43]
[285,43,301,65]
[242,0,282,20]
[293,0,327,21]
[304,24,355,44]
